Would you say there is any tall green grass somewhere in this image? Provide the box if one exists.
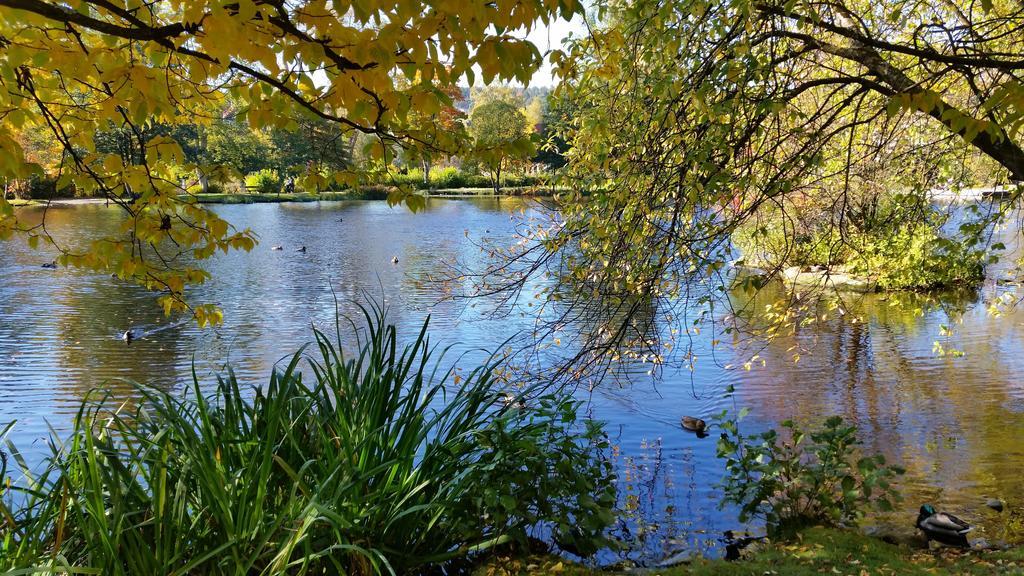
[0,302,615,575]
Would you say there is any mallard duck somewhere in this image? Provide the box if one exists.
[271,245,283,251]
[681,416,707,433]
[720,530,765,561]
[916,504,972,547]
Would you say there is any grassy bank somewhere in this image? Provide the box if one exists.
[187,186,560,204]
[429,186,569,197]
[187,191,374,204]
[6,186,565,207]
[4,198,46,206]
[477,528,1024,575]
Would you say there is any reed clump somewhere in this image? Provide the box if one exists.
[0,302,615,575]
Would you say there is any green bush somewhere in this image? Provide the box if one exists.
[361,165,545,191]
[184,180,227,195]
[392,167,425,188]
[731,197,989,290]
[7,174,79,200]
[336,184,392,199]
[716,414,904,537]
[504,173,546,187]
[245,169,282,194]
[0,303,616,575]
[429,166,465,188]
[460,172,492,188]
[852,221,986,290]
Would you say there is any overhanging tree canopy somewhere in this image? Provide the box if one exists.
[0,0,578,321]
[475,0,1024,379]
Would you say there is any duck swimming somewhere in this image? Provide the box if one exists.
[681,416,709,438]
[916,504,972,547]
[681,416,707,432]
[391,256,399,264]
[121,329,135,345]
[41,260,57,269]
[296,246,306,253]
[271,245,283,251]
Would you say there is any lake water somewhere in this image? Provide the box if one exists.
[2,198,1024,564]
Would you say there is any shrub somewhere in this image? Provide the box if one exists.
[204,181,226,195]
[7,174,79,200]
[184,180,227,195]
[716,414,904,537]
[360,165,545,191]
[341,185,392,200]
[245,169,282,194]
[429,166,465,188]
[0,303,616,575]
[853,221,986,290]
[459,172,492,188]
[504,173,546,188]
[731,198,989,290]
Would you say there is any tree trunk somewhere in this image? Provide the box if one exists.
[795,26,1024,181]
[198,169,209,193]
[198,125,210,192]
[347,133,358,167]
[851,42,1024,181]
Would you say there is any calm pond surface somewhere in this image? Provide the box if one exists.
[2,198,1024,563]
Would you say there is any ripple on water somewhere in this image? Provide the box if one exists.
[4,200,1024,563]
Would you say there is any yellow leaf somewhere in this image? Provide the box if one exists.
[103,155,122,174]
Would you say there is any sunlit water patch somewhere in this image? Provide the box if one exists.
[2,198,1024,565]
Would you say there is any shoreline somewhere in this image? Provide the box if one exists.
[476,527,1024,575]
[6,187,563,207]
[7,197,110,206]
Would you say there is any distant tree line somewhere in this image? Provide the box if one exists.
[6,87,568,200]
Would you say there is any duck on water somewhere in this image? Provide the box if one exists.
[681,416,709,438]
[119,318,190,346]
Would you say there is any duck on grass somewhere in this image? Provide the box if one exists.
[917,504,973,548]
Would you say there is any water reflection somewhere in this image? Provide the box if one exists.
[728,279,1024,543]
[2,199,1024,564]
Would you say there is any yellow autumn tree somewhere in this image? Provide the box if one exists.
[0,0,578,322]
